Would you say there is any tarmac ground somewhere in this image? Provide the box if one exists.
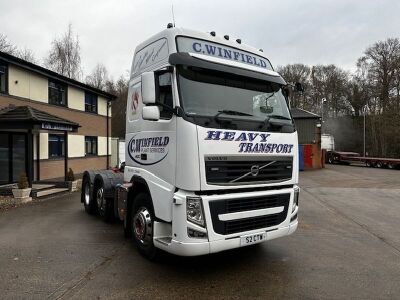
[0,164,399,299]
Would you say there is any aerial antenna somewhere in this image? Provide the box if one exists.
[171,2,176,27]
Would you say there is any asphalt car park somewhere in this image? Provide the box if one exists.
[0,164,399,299]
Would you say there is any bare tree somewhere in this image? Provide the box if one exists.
[0,33,17,54]
[355,38,400,156]
[85,63,109,90]
[110,76,129,138]
[277,64,311,108]
[45,24,82,79]
[16,47,37,63]
[357,38,400,113]
[310,65,350,118]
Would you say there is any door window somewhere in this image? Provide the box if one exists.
[157,72,173,119]
[12,135,26,182]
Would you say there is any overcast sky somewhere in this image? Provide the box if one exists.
[1,0,400,80]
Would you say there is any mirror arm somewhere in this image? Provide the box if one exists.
[149,103,184,117]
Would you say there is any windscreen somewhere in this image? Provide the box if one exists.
[178,66,291,121]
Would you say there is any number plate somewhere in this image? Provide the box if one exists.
[240,232,267,246]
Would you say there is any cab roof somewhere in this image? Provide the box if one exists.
[134,27,270,60]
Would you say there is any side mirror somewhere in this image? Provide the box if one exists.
[141,72,156,104]
[142,106,160,121]
[295,82,304,92]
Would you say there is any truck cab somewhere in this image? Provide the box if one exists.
[82,27,299,259]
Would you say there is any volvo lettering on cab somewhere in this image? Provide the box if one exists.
[80,26,301,259]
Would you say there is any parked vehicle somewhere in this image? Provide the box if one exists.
[81,26,300,259]
[326,150,400,169]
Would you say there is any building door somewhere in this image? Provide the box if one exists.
[0,133,10,184]
[12,134,27,182]
[303,144,313,169]
[0,133,27,184]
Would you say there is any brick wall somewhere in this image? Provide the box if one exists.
[37,156,109,180]
[0,94,111,137]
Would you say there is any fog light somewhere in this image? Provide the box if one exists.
[186,196,205,227]
[187,228,207,239]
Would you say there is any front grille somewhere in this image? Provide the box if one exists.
[209,193,290,235]
[205,157,293,185]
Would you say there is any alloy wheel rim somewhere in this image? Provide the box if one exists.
[133,207,152,245]
[96,187,104,211]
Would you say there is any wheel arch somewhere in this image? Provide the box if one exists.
[127,175,157,219]
[128,175,152,203]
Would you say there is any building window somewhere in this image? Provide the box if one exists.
[0,63,7,94]
[85,136,97,156]
[85,92,98,113]
[49,80,67,106]
[48,134,65,158]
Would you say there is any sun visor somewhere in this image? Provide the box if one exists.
[169,52,286,85]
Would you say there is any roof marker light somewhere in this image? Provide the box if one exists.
[224,35,229,40]
[259,49,264,52]
[236,39,242,44]
[210,31,216,37]
[167,23,174,29]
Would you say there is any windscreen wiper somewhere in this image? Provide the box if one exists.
[266,115,292,121]
[259,114,292,130]
[215,110,253,117]
[214,110,253,123]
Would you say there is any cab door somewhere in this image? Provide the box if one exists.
[125,70,177,221]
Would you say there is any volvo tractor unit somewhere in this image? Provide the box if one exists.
[81,26,300,259]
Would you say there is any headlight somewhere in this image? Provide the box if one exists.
[292,186,300,213]
[186,196,205,227]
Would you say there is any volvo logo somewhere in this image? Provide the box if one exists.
[229,161,276,183]
[250,165,260,177]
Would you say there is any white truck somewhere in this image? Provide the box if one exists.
[81,26,301,259]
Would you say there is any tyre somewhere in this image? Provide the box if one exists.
[82,178,97,214]
[366,161,373,167]
[328,155,334,164]
[388,163,395,169]
[375,162,383,168]
[95,182,113,222]
[131,193,159,260]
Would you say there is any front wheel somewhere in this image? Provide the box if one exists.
[131,193,159,260]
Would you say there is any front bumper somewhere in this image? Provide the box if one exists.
[154,186,299,256]
[155,220,298,256]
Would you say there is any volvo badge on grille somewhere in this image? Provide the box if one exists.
[229,161,276,183]
[250,165,260,176]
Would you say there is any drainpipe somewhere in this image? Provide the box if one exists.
[106,100,110,169]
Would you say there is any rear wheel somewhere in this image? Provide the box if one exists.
[95,183,113,222]
[376,161,383,168]
[131,193,159,260]
[83,179,96,214]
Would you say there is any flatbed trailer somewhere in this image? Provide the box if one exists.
[326,151,400,169]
